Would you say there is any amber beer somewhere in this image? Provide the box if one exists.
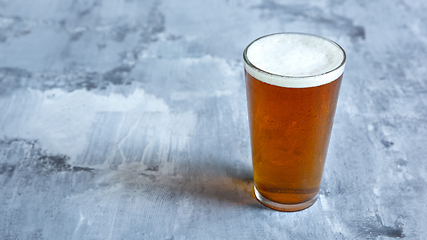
[243,33,346,211]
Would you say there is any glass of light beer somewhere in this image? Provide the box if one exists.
[243,33,346,211]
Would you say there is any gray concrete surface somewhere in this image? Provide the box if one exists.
[1,0,426,239]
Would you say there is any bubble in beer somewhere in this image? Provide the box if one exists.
[244,33,345,88]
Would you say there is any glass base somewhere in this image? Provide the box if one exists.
[253,186,318,212]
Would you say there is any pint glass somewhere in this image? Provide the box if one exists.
[243,33,346,211]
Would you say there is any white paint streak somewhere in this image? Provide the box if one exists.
[0,88,169,161]
[74,211,85,234]
[319,195,330,211]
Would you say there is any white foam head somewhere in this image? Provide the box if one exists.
[244,33,346,88]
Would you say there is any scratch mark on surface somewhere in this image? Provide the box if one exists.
[108,204,119,240]
[117,112,142,163]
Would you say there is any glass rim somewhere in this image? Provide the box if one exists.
[243,32,347,80]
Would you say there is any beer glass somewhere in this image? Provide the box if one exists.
[243,33,346,211]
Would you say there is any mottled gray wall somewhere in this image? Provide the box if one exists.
[1,0,426,239]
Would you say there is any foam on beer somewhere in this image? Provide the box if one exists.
[244,33,346,88]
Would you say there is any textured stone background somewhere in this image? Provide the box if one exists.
[1,0,426,239]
